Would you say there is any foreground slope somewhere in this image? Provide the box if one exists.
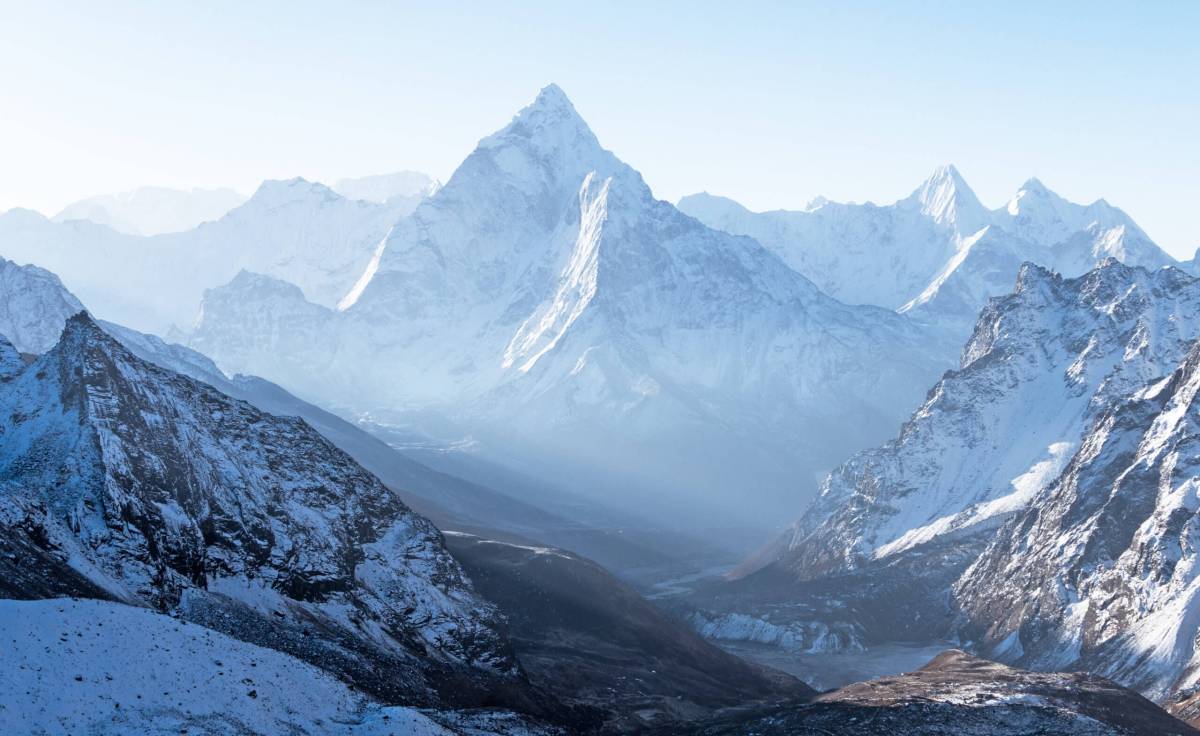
[0,313,532,709]
[0,598,552,736]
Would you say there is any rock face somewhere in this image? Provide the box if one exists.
[956,336,1200,704]
[775,260,1200,586]
[190,85,946,527]
[710,259,1200,713]
[668,650,1199,736]
[680,167,1175,344]
[0,313,526,708]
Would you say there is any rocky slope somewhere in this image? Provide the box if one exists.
[693,261,1200,663]
[0,312,535,710]
[191,84,946,528]
[955,335,1200,709]
[444,532,807,733]
[668,650,1198,735]
[776,260,1200,584]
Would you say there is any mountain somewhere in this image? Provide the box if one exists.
[53,186,247,236]
[667,650,1198,736]
[0,177,413,331]
[0,254,677,578]
[769,260,1200,584]
[679,167,1176,343]
[444,532,806,731]
[0,598,553,735]
[333,170,439,205]
[686,260,1200,714]
[954,335,1200,711]
[0,312,536,709]
[678,165,981,309]
[190,85,946,529]
[0,256,84,352]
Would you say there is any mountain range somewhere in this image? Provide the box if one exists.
[188,84,948,528]
[0,173,434,331]
[679,165,1175,343]
[684,258,1200,724]
[54,186,248,236]
[3,81,1200,733]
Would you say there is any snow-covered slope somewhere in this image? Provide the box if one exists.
[0,177,412,331]
[0,313,525,707]
[53,185,247,236]
[955,335,1200,704]
[775,261,1200,583]
[0,256,84,353]
[191,85,946,527]
[0,598,550,735]
[679,167,1176,344]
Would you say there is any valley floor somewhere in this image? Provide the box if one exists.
[713,639,956,692]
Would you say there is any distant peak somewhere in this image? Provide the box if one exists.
[247,177,339,207]
[1020,176,1049,193]
[901,164,987,234]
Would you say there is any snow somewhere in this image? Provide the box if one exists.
[53,186,247,237]
[188,84,947,528]
[0,256,85,353]
[0,176,416,331]
[0,598,457,735]
[681,166,1175,351]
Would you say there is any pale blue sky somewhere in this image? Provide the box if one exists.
[2,1,1197,257]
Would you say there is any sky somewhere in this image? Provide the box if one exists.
[1,1,1197,257]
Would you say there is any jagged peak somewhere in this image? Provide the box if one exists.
[51,311,127,360]
[477,84,603,163]
[900,163,988,234]
[1013,261,1061,293]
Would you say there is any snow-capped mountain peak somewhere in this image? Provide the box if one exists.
[192,84,946,528]
[998,176,1145,245]
[898,163,989,236]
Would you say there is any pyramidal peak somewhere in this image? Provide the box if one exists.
[899,163,989,235]
[477,84,606,167]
